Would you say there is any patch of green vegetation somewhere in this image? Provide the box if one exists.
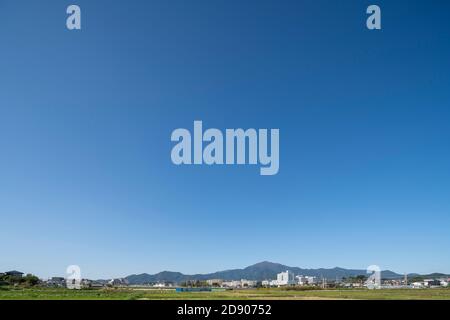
[0,287,449,300]
[0,274,39,288]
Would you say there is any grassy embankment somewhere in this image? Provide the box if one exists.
[1,287,450,300]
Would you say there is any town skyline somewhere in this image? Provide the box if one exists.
[2,261,450,281]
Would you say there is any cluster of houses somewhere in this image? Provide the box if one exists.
[205,279,259,288]
[0,270,129,289]
[202,271,315,289]
[206,271,450,289]
[411,279,449,288]
[176,271,315,289]
[44,277,129,289]
[271,271,316,287]
[261,271,316,287]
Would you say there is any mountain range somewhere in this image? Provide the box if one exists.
[125,261,405,284]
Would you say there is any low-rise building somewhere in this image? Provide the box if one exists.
[222,280,242,288]
[424,279,441,287]
[296,275,316,286]
[108,278,129,287]
[81,279,105,288]
[152,282,174,288]
[47,277,66,287]
[412,282,425,288]
[207,279,223,287]
[5,271,24,278]
[153,282,165,288]
[240,279,257,288]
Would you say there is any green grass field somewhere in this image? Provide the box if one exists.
[1,287,450,300]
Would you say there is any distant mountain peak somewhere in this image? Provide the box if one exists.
[124,262,404,285]
[247,261,286,268]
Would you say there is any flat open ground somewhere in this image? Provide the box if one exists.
[1,287,450,300]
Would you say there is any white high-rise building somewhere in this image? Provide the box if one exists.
[276,270,296,286]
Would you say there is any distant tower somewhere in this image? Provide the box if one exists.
[404,273,408,286]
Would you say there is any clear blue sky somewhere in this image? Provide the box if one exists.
[1,0,449,279]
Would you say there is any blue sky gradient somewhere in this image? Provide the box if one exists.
[1,0,450,278]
